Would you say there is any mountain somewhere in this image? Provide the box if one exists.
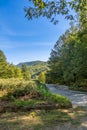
[17,60,47,67]
[17,61,49,78]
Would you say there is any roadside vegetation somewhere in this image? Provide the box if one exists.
[0,78,73,129]
[0,79,71,113]
[0,78,86,130]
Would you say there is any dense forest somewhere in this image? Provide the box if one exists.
[46,26,87,90]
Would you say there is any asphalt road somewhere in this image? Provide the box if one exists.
[46,84,87,107]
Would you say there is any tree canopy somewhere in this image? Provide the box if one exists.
[0,50,6,62]
[38,72,46,83]
[24,0,87,25]
[46,26,87,89]
[21,64,31,80]
[0,50,23,79]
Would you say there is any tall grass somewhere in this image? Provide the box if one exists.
[0,78,71,108]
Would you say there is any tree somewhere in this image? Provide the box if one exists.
[13,65,23,78]
[0,50,8,78]
[24,0,87,25]
[47,26,87,87]
[21,64,31,80]
[6,64,15,78]
[38,72,46,83]
[0,50,6,62]
[0,50,23,79]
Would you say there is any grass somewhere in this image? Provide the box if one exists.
[0,79,87,129]
[0,78,73,129]
[0,107,87,130]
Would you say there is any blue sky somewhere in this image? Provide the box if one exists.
[0,0,70,65]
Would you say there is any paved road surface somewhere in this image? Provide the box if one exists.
[46,84,87,107]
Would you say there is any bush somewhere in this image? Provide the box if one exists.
[0,79,72,109]
[0,79,37,98]
[69,79,87,91]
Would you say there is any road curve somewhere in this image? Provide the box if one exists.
[46,84,87,107]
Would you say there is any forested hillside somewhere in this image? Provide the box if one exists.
[17,61,49,78]
[17,61,47,67]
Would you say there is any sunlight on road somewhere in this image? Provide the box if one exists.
[46,84,87,107]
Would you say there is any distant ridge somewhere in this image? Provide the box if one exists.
[17,60,49,78]
[17,60,47,67]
